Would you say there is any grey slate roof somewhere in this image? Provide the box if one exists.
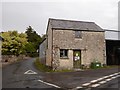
[49,18,104,32]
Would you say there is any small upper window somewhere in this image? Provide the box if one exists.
[75,31,82,38]
[60,49,68,58]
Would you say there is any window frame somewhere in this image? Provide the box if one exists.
[75,31,82,38]
[60,49,68,59]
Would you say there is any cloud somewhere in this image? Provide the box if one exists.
[2,0,119,35]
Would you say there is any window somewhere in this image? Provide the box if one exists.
[75,31,82,38]
[60,49,68,58]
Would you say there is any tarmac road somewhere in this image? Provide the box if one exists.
[2,58,55,89]
[43,67,120,89]
[98,77,120,89]
[2,58,120,90]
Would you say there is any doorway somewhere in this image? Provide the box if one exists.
[73,50,81,68]
[106,40,120,65]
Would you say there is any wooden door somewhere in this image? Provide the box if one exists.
[73,50,81,68]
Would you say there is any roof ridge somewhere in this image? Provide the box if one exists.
[49,18,95,23]
[48,18,104,32]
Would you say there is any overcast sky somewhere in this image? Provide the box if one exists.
[1,0,119,35]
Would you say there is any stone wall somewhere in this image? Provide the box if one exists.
[52,29,106,69]
[1,55,29,66]
[59,50,73,69]
[46,24,53,66]
[52,46,60,70]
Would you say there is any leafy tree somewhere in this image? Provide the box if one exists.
[25,26,42,53]
[1,31,28,56]
[25,42,36,55]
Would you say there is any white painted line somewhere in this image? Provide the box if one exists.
[99,81,107,84]
[96,78,104,81]
[109,74,114,77]
[111,77,116,79]
[76,86,83,89]
[97,72,120,80]
[102,76,109,79]
[112,73,119,76]
[91,84,100,87]
[82,83,90,86]
[24,70,37,74]
[113,75,120,78]
[105,79,112,81]
[116,75,120,78]
[38,80,61,88]
[78,72,120,89]
[111,75,120,79]
[90,80,98,83]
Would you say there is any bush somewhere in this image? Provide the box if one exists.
[90,61,102,69]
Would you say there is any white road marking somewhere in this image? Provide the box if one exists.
[76,72,120,89]
[111,77,116,79]
[109,74,114,77]
[38,80,61,88]
[96,78,104,81]
[99,81,107,84]
[116,75,120,78]
[112,73,119,76]
[114,76,118,78]
[102,76,109,79]
[91,84,100,87]
[24,70,37,74]
[82,83,90,86]
[106,79,112,81]
[109,74,116,77]
[111,75,120,79]
[76,86,83,89]
[90,80,98,83]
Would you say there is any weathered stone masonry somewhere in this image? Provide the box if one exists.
[52,30,106,69]
[39,18,106,70]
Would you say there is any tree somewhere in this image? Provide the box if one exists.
[2,31,28,56]
[24,42,36,55]
[25,26,42,53]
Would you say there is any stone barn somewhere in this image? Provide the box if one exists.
[39,18,106,70]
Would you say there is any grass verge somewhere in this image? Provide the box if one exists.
[34,58,73,72]
[34,58,119,72]
[34,58,52,72]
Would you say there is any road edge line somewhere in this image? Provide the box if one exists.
[38,79,61,88]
